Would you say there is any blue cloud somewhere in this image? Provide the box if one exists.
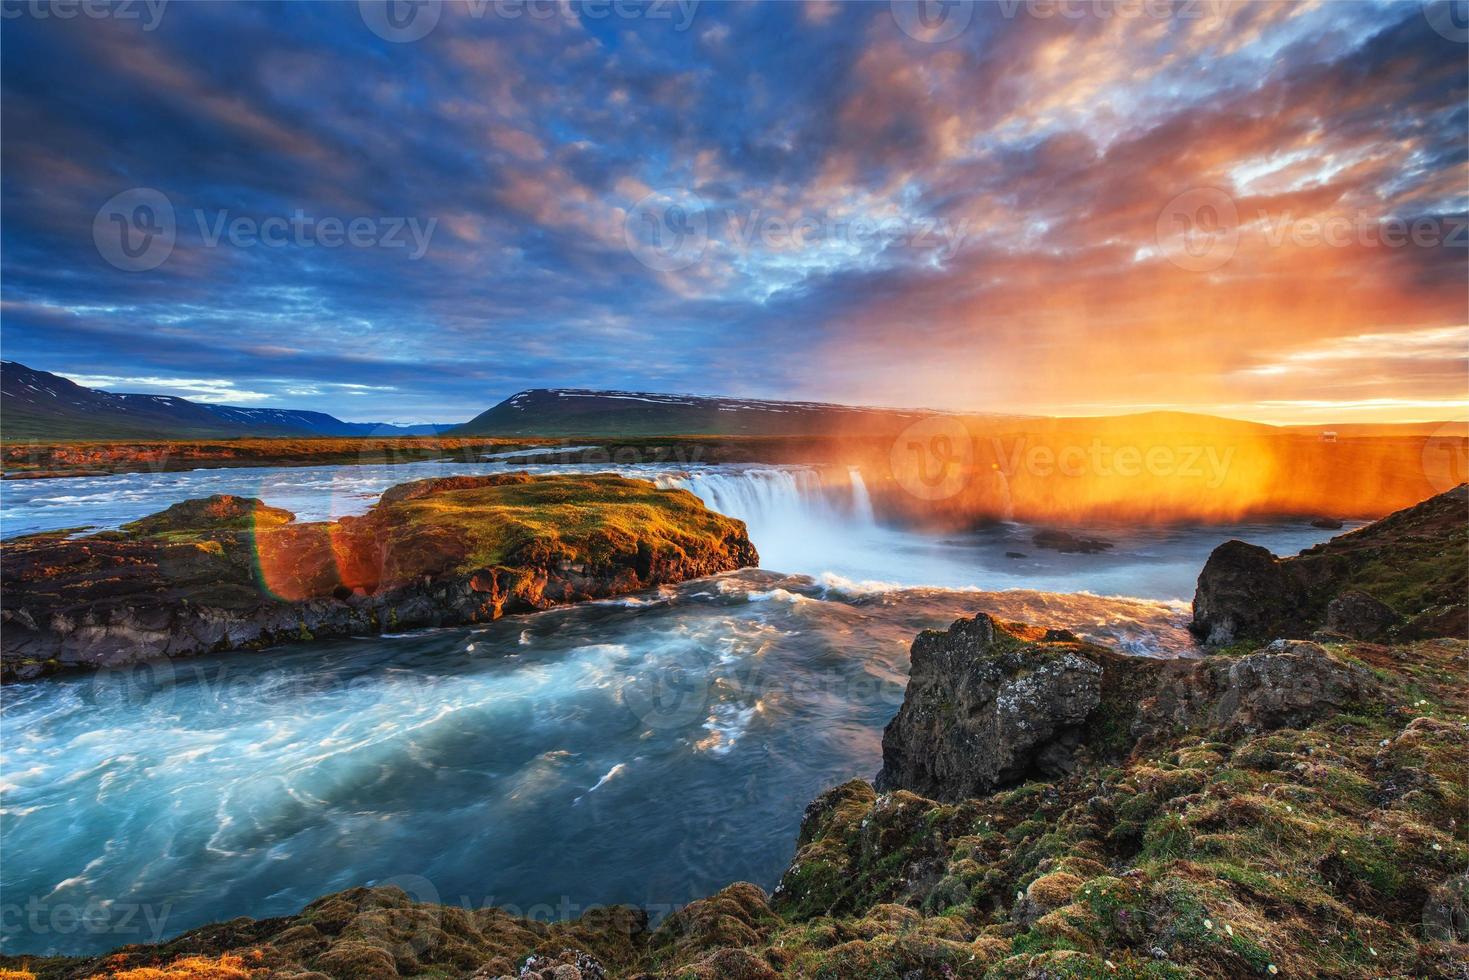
[1,0,1464,422]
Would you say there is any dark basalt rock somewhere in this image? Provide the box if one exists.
[1031,529,1114,554]
[1325,588,1399,640]
[875,617,1107,801]
[1191,484,1467,647]
[1203,639,1379,733]
[1188,539,1303,645]
[1311,516,1345,529]
[876,616,1379,802]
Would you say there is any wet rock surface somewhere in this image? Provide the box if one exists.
[1031,529,1114,554]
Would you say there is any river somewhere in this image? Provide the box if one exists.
[0,460,1350,955]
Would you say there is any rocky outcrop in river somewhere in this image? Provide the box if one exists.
[0,474,758,682]
[1190,483,1467,646]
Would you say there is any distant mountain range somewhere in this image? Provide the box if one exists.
[6,362,1459,444]
[0,362,444,441]
[449,387,985,437]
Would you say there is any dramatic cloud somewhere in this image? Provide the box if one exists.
[2,0,1464,422]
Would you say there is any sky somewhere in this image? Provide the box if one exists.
[1,0,1466,425]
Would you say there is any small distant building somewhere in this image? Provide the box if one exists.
[1321,430,1338,443]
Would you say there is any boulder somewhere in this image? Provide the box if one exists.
[1189,540,1302,645]
[1191,484,1467,646]
[875,616,1108,801]
[1324,589,1398,640]
[1032,530,1113,554]
[1202,640,1378,734]
[876,617,1382,801]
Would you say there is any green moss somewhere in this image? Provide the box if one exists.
[381,474,748,575]
[121,494,296,539]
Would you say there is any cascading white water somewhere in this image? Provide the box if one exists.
[660,467,876,575]
[848,465,876,525]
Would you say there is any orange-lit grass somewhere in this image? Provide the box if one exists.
[85,952,259,979]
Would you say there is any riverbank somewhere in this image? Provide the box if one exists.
[0,437,542,479]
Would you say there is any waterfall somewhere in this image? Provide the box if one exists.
[848,466,876,526]
[659,467,874,574]
[992,465,1015,523]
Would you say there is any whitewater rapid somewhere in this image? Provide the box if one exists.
[0,570,1194,956]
